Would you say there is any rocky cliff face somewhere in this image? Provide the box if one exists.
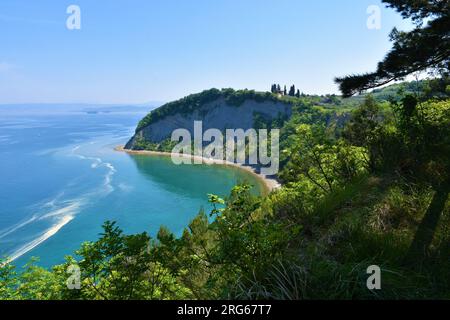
[125,96,292,149]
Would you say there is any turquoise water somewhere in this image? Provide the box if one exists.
[0,105,263,268]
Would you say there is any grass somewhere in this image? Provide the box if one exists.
[234,174,450,299]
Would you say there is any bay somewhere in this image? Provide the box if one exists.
[0,105,263,268]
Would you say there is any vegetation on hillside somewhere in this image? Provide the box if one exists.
[335,0,449,97]
[2,77,448,300]
[1,0,449,300]
[135,88,284,132]
[132,79,439,153]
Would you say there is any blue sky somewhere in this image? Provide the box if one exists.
[0,0,413,104]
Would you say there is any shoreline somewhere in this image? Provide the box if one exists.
[114,146,281,194]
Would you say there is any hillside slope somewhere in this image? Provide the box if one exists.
[125,89,292,149]
[125,81,440,151]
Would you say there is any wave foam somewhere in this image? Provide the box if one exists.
[7,215,75,263]
[71,148,116,194]
[3,145,118,262]
[0,215,38,240]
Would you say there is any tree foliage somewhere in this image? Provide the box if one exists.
[335,0,450,97]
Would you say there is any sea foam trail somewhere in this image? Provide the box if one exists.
[4,144,117,263]
[39,201,82,220]
[0,135,10,142]
[71,146,117,194]
[7,215,75,263]
[5,198,85,263]
[0,216,38,240]
[0,191,66,240]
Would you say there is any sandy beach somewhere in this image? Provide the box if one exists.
[115,146,281,194]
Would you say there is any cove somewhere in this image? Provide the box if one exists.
[0,108,264,269]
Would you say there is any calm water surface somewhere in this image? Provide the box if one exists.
[0,105,263,268]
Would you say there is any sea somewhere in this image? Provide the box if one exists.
[0,104,263,268]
